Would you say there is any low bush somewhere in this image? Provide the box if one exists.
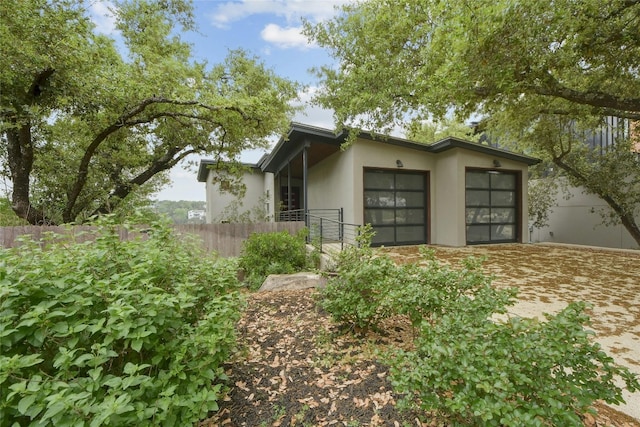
[0,218,243,426]
[239,229,314,290]
[390,301,640,426]
[389,247,515,328]
[318,225,401,332]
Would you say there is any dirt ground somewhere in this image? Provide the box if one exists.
[202,243,640,427]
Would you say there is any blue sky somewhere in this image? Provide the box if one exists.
[91,0,351,201]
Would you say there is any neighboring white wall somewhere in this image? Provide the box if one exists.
[205,169,269,223]
[530,184,639,249]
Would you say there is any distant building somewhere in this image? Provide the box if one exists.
[187,209,206,221]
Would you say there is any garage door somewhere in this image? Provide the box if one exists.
[465,170,518,244]
[364,169,428,246]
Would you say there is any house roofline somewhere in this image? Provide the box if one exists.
[199,123,540,180]
[196,159,261,182]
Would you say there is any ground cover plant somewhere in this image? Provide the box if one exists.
[0,218,243,426]
[238,229,316,290]
[319,234,640,426]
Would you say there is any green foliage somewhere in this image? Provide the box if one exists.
[318,228,639,424]
[406,117,480,144]
[0,198,28,226]
[319,226,400,332]
[390,302,640,426]
[319,228,513,332]
[2,0,299,224]
[389,248,514,328]
[0,218,244,426]
[239,229,314,290]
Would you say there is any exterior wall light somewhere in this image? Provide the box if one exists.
[396,160,404,168]
[493,159,502,168]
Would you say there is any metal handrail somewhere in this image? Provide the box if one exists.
[278,208,361,253]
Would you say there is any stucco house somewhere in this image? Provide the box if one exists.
[197,123,539,247]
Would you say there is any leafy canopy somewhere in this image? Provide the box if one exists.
[1,0,300,225]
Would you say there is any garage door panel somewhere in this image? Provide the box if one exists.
[396,226,426,243]
[466,170,519,244]
[396,174,425,190]
[396,208,426,224]
[492,225,515,241]
[365,191,395,207]
[491,191,516,206]
[365,209,395,225]
[364,169,428,246]
[467,225,490,243]
[466,190,490,206]
[491,173,516,189]
[364,171,394,189]
[371,227,395,245]
[396,191,425,207]
[466,207,491,224]
[466,171,490,188]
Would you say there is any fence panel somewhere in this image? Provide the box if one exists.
[173,222,305,257]
[0,222,305,257]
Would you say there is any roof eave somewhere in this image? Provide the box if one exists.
[429,137,541,165]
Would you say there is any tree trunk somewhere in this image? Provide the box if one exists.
[6,123,54,225]
[619,211,640,246]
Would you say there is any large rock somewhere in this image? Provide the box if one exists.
[258,272,327,292]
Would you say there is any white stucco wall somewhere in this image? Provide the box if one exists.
[432,150,461,246]
[307,148,354,219]
[205,169,270,223]
[530,183,639,249]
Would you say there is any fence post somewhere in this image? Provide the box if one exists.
[319,217,324,253]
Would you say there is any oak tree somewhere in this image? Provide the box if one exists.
[1,0,299,224]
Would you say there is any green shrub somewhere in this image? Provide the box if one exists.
[0,218,244,426]
[389,248,514,328]
[390,300,640,427]
[238,229,313,290]
[318,225,402,332]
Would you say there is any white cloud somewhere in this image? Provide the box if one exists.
[210,0,351,29]
[88,1,117,35]
[260,24,314,49]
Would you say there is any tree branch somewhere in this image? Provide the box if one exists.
[532,72,640,117]
[63,95,247,222]
[89,146,199,217]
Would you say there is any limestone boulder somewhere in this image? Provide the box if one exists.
[258,272,327,292]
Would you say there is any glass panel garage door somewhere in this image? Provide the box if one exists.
[465,170,518,244]
[364,169,428,246]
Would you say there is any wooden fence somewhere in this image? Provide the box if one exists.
[0,222,306,257]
